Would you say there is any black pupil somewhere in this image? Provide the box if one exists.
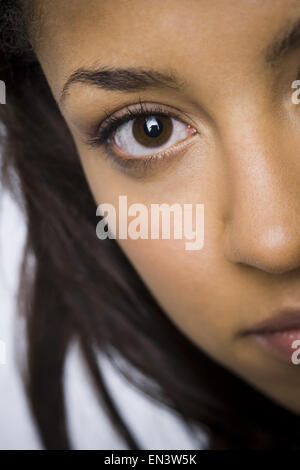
[144,116,163,138]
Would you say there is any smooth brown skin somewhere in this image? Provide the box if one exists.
[32,0,300,414]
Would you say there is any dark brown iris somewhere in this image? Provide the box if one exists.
[132,115,173,148]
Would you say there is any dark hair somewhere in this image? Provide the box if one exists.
[1,0,300,450]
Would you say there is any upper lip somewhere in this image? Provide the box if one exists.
[239,309,300,336]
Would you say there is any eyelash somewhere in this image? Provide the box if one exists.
[85,100,196,174]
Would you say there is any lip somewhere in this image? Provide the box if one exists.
[240,309,300,363]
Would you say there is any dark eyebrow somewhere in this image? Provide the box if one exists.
[265,18,300,65]
[59,66,186,107]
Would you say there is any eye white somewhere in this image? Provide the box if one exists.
[112,117,191,157]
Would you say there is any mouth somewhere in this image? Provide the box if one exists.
[239,309,300,363]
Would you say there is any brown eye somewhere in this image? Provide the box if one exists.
[111,112,196,158]
[132,115,173,148]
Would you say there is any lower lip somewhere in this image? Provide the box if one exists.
[254,329,300,363]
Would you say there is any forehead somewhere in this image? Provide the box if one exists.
[33,0,300,99]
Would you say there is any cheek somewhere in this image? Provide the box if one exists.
[117,235,239,360]
[74,138,241,360]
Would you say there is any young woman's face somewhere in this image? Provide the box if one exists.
[33,0,300,414]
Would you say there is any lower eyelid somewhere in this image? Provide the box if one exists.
[106,132,199,177]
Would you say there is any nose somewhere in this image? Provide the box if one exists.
[222,115,300,275]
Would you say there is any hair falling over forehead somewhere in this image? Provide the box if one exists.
[1,0,300,450]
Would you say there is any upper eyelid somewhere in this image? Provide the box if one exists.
[101,104,183,137]
[86,100,198,146]
[100,100,190,127]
